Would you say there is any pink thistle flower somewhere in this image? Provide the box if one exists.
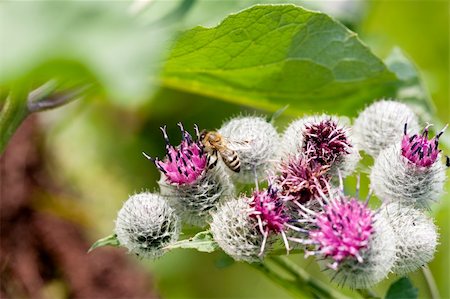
[401,123,447,167]
[303,119,352,167]
[276,154,331,204]
[248,184,290,255]
[144,123,207,185]
[308,196,374,269]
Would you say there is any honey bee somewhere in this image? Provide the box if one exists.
[199,130,243,173]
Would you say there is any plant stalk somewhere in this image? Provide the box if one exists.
[270,256,351,299]
[250,262,312,298]
[422,266,440,299]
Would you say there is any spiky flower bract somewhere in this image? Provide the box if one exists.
[276,154,330,204]
[281,115,360,177]
[371,125,446,209]
[381,203,438,275]
[218,116,280,183]
[401,124,447,167]
[248,184,290,254]
[211,198,268,263]
[115,192,180,259]
[145,123,207,185]
[353,100,419,157]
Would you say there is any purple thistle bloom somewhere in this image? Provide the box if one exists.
[276,154,330,204]
[144,123,207,185]
[309,196,374,269]
[248,184,290,255]
[303,119,351,166]
[401,123,447,167]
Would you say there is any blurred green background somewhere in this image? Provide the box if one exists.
[1,1,448,298]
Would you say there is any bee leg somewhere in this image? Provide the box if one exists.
[207,151,218,170]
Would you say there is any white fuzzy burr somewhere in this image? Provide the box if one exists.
[280,114,360,177]
[325,212,397,289]
[218,116,280,184]
[353,100,419,157]
[115,192,180,259]
[210,198,269,263]
[159,164,234,227]
[381,203,438,275]
[370,144,446,209]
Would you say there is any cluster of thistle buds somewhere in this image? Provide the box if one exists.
[111,100,448,290]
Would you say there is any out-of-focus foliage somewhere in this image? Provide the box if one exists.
[0,1,168,106]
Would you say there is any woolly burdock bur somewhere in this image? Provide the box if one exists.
[218,116,280,183]
[148,123,234,227]
[381,203,438,275]
[210,198,268,263]
[115,192,180,259]
[371,124,447,209]
[353,100,419,157]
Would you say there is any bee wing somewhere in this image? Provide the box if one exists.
[223,138,254,151]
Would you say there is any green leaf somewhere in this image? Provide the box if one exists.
[384,47,436,120]
[385,277,418,299]
[162,4,397,115]
[0,1,169,106]
[268,105,289,123]
[164,230,219,253]
[88,234,120,253]
[385,47,450,148]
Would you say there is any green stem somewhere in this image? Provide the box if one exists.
[0,85,30,154]
[268,248,303,256]
[422,266,440,299]
[270,256,351,299]
[250,262,312,299]
[356,288,379,299]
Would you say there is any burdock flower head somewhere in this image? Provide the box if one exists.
[371,123,447,209]
[145,123,207,185]
[248,184,290,254]
[276,154,330,205]
[147,123,233,227]
[281,115,360,177]
[290,186,396,289]
[303,118,351,166]
[309,197,374,268]
[401,123,447,167]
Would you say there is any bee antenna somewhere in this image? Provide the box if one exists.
[404,123,407,135]
[446,156,450,167]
